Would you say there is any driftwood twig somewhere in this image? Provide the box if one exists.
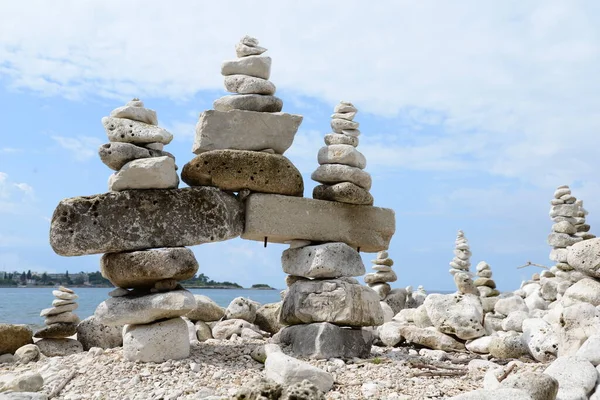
[48,370,77,399]
[497,364,516,382]
[412,370,467,377]
[517,261,549,270]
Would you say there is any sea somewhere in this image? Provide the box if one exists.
[0,287,283,329]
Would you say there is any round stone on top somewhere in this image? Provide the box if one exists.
[334,101,357,114]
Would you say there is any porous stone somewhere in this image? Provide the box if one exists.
[110,101,158,125]
[50,187,244,256]
[108,156,178,191]
[311,164,371,190]
[0,325,32,355]
[123,317,190,362]
[36,338,83,357]
[102,117,173,145]
[364,271,397,284]
[182,150,303,196]
[544,356,597,400]
[281,279,383,327]
[222,55,271,79]
[278,323,373,359]
[225,297,257,323]
[213,94,283,112]
[399,326,465,352]
[547,233,583,247]
[185,295,225,322]
[192,110,302,155]
[281,242,365,278]
[324,133,358,147]
[98,142,174,171]
[94,289,195,326]
[317,145,366,169]
[562,278,600,306]
[33,323,77,339]
[255,303,284,335]
[567,238,600,278]
[76,316,123,350]
[100,247,198,289]
[313,183,373,206]
[242,194,395,252]
[488,335,529,359]
[224,75,276,95]
[424,293,485,340]
[265,352,334,393]
[212,319,261,340]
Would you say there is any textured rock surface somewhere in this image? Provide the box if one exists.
[0,325,32,355]
[108,156,179,192]
[213,94,283,113]
[33,323,77,339]
[185,295,225,322]
[544,356,597,400]
[36,338,83,357]
[102,117,173,144]
[424,294,485,340]
[324,133,359,147]
[50,187,244,256]
[255,303,284,335]
[313,182,374,205]
[311,164,371,190]
[567,238,600,278]
[448,389,534,400]
[242,194,395,252]
[222,55,271,79]
[224,75,276,95]
[281,242,365,278]
[265,352,334,393]
[98,142,174,171]
[182,150,303,196]
[100,248,198,288]
[225,297,257,323]
[399,326,465,352]
[562,277,600,306]
[211,319,261,340]
[76,316,123,351]
[123,317,190,363]
[317,145,366,169]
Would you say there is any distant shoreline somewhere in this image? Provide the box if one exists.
[0,285,280,290]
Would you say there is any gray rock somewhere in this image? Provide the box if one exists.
[192,110,302,155]
[186,295,225,322]
[0,325,32,355]
[331,118,359,133]
[547,233,583,247]
[313,183,373,206]
[553,221,576,234]
[278,323,373,359]
[488,335,529,359]
[100,247,198,289]
[102,117,172,145]
[424,293,484,340]
[371,283,391,300]
[33,323,77,339]
[495,296,529,316]
[0,373,43,393]
[255,303,284,335]
[454,273,479,295]
[76,316,123,350]
[324,133,358,147]
[282,242,365,279]
[212,319,261,340]
[236,43,267,58]
[334,102,357,113]
[384,288,407,314]
[242,194,395,253]
[108,156,178,191]
[52,290,78,300]
[544,356,597,399]
[567,238,600,278]
[52,299,75,307]
[36,338,83,357]
[311,164,371,190]
[44,312,79,325]
[225,297,257,323]
[39,303,78,317]
[13,345,40,364]
[448,389,534,400]
[550,204,580,218]
[265,352,334,393]
[98,142,175,171]
[364,270,397,284]
[562,278,600,306]
[50,187,244,256]
[195,321,213,342]
[231,377,282,400]
[222,55,271,79]
[481,297,499,313]
[123,317,189,362]
[224,75,276,95]
[110,100,158,125]
[466,336,493,354]
[317,145,366,169]
[95,289,195,326]
[213,94,283,113]
[399,326,465,351]
[281,279,383,327]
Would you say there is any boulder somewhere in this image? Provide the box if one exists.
[50,187,244,256]
[185,295,225,322]
[123,317,189,362]
[522,318,559,362]
[544,356,597,400]
[500,372,558,400]
[102,117,173,144]
[192,110,302,155]
[36,338,83,357]
[76,316,123,350]
[562,278,600,306]
[100,247,198,289]
[265,352,334,393]
[567,238,600,278]
[182,150,303,196]
[0,325,32,355]
[311,164,372,190]
[108,156,178,192]
[281,242,365,278]
[225,297,257,323]
[255,303,284,334]
[399,326,465,352]
[413,304,433,328]
[213,94,283,113]
[424,293,485,340]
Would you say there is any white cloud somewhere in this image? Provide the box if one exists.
[0,172,36,214]
[51,135,102,161]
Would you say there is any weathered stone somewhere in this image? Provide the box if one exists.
[311,164,371,190]
[547,233,582,247]
[50,187,244,256]
[0,372,44,393]
[567,238,600,278]
[550,204,580,218]
[331,118,359,133]
[212,319,261,340]
[100,247,198,289]
[278,323,373,359]
[500,372,559,400]
[182,150,303,196]
[52,290,78,300]
[195,321,213,342]
[364,270,397,284]
[448,389,534,400]
[562,278,600,306]
[282,242,365,278]
[13,344,40,364]
[236,43,267,57]
[192,110,302,155]
[0,325,32,355]
[317,145,366,169]
[334,102,357,113]
[110,101,158,125]
[123,317,189,362]
[466,336,493,354]
[76,316,123,350]
[552,221,577,234]
[313,183,373,206]
[36,338,82,357]
[495,296,529,316]
[265,352,334,393]
[40,303,78,317]
[222,55,271,79]
[98,142,174,171]
[52,299,75,307]
[225,297,257,323]
[324,133,358,147]
[545,356,597,400]
[489,335,529,359]
[242,194,395,253]
[224,75,275,95]
[501,311,528,332]
[95,289,195,326]
[424,293,485,340]
[186,295,225,322]
[108,156,178,192]
[473,277,497,288]
[385,289,407,314]
[232,377,282,400]
[213,94,283,113]
[399,326,465,352]
[102,117,172,145]
[33,323,76,339]
[45,312,79,325]
[371,283,391,300]
[255,303,284,334]
[281,279,383,327]
[558,303,600,356]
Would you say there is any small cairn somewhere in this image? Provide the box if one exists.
[548,186,585,273]
[574,199,595,240]
[450,230,478,295]
[311,101,373,205]
[364,251,397,300]
[474,262,499,297]
[99,99,179,192]
[34,286,83,356]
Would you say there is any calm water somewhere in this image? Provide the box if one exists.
[0,287,282,329]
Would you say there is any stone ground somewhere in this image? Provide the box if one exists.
[0,339,549,400]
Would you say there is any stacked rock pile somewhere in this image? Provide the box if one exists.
[277,241,384,359]
[364,251,397,300]
[34,287,83,356]
[449,230,477,295]
[574,199,595,240]
[474,262,499,298]
[182,36,304,197]
[311,101,373,205]
[99,99,178,192]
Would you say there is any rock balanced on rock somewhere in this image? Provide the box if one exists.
[364,251,397,300]
[450,230,478,295]
[474,262,499,297]
[34,286,83,356]
[311,101,373,205]
[100,99,179,192]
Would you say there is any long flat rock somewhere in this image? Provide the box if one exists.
[242,194,395,252]
[50,187,244,256]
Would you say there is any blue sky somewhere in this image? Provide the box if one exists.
[1,1,600,291]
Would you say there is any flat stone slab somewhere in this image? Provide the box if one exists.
[50,187,244,256]
[281,242,365,278]
[192,110,302,155]
[108,156,179,192]
[33,323,77,339]
[242,194,395,253]
[102,117,173,145]
[313,182,373,205]
[213,94,283,113]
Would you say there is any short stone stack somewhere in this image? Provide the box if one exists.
[364,251,397,300]
[182,36,304,196]
[474,262,499,297]
[277,242,384,359]
[311,101,373,205]
[450,230,477,295]
[100,99,179,192]
[34,287,83,356]
[574,199,595,241]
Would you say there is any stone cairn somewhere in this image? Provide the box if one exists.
[364,251,397,300]
[181,36,304,196]
[311,101,373,205]
[449,230,478,295]
[34,287,83,356]
[474,261,499,297]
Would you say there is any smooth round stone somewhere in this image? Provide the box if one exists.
[478,270,493,278]
[476,262,490,272]
[377,251,389,259]
[34,323,77,339]
[313,183,373,206]
[58,286,74,294]
[45,312,80,325]
[324,133,358,147]
[53,290,78,301]
[36,338,83,357]
[334,102,357,113]
[551,199,564,205]
[52,299,75,307]
[101,247,198,289]
[213,94,283,112]
[110,104,158,126]
[224,75,276,95]
[373,265,392,272]
[102,117,173,145]
[554,188,571,199]
[221,55,272,80]
[40,303,78,317]
[317,144,366,169]
[373,258,393,267]
[108,288,130,297]
[123,317,190,362]
[311,164,372,190]
[331,112,356,121]
[331,118,359,133]
[364,270,397,284]
[370,283,391,300]
[473,278,496,289]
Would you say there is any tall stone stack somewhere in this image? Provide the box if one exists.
[548,186,585,274]
[574,199,595,240]
[311,101,373,205]
[450,230,478,295]
[474,262,499,297]
[364,251,397,300]
[182,36,304,197]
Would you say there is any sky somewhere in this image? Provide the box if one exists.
[1,0,600,291]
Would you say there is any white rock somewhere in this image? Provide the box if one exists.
[380,302,394,323]
[212,319,261,340]
[330,118,359,133]
[13,344,40,364]
[221,55,271,79]
[525,291,548,311]
[225,297,257,323]
[466,336,493,354]
[334,101,357,113]
[522,318,559,362]
[52,290,78,300]
[311,164,372,190]
[108,156,178,192]
[0,372,43,393]
[40,303,78,317]
[224,75,276,95]
[550,204,580,218]
[424,293,484,340]
[123,317,189,362]
[110,104,158,125]
[500,372,559,400]
[558,303,600,356]
[235,43,267,58]
[317,144,366,169]
[544,356,597,399]
[377,321,403,347]
[102,117,173,145]
[495,296,529,316]
[547,233,583,247]
[447,389,534,399]
[265,352,334,392]
[281,242,365,278]
[576,335,600,366]
[562,278,600,307]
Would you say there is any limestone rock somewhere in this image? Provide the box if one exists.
[45,312,79,325]
[447,389,534,400]
[212,319,261,340]
[76,316,123,351]
[0,372,44,393]
[424,293,485,340]
[36,338,83,357]
[521,317,560,361]
[108,156,179,191]
[102,117,172,145]
[0,325,32,355]
[236,44,267,58]
[317,145,366,169]
[488,335,529,359]
[185,295,225,322]
[557,303,600,356]
[311,164,371,190]
[98,142,174,171]
[255,303,284,335]
[567,238,600,278]
[225,297,257,323]
[562,277,600,306]
[123,317,189,362]
[399,326,465,352]
[33,323,77,339]
[213,94,283,113]
[576,334,600,366]
[40,303,78,317]
[500,372,558,400]
[13,344,40,364]
[547,233,583,247]
[313,182,373,205]
[110,100,158,125]
[377,321,404,347]
[222,55,271,79]
[324,133,359,147]
[466,336,493,354]
[265,352,334,393]
[282,242,365,278]
[100,247,198,289]
[371,283,391,300]
[182,150,303,196]
[544,356,597,399]
[495,296,529,316]
[224,75,276,95]
[50,187,244,256]
[364,270,397,284]
[330,118,359,133]
[501,311,529,332]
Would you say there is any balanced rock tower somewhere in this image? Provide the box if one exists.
[474,262,499,297]
[34,287,83,356]
[311,102,373,205]
[450,230,478,295]
[182,36,304,197]
[364,251,397,300]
